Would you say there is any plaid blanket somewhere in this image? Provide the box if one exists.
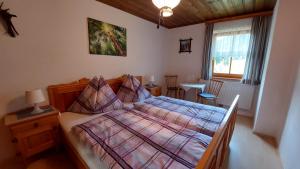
[73,108,211,169]
[134,96,227,137]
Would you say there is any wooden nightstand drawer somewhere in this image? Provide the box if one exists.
[10,115,58,135]
[145,86,161,96]
[17,126,57,158]
[151,88,161,96]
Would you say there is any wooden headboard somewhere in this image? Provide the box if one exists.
[47,76,142,112]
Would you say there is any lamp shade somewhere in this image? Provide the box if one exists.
[25,89,45,105]
[150,75,155,82]
[152,0,181,9]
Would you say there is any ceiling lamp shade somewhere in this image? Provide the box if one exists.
[161,7,173,17]
[152,0,181,29]
[152,0,181,9]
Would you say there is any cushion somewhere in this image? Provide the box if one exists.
[117,75,151,102]
[199,93,216,99]
[68,76,123,114]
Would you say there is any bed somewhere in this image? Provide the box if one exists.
[47,76,239,169]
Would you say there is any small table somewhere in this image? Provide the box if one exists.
[180,83,206,100]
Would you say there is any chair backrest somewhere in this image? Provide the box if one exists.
[205,79,224,97]
[165,75,178,88]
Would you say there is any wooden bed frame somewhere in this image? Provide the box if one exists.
[47,75,239,169]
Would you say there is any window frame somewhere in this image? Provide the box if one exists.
[212,58,243,79]
[211,30,251,80]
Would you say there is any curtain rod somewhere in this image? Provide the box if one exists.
[205,11,273,24]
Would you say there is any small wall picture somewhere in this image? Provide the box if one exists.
[179,38,192,53]
[88,18,127,56]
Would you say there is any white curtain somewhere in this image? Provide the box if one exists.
[211,19,252,75]
[212,31,251,74]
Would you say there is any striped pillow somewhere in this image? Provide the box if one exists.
[68,76,123,114]
[117,75,151,103]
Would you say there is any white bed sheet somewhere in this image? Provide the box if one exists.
[59,112,108,169]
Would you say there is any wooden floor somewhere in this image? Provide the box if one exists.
[3,116,283,169]
[222,116,283,169]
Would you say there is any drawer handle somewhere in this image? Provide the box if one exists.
[11,137,18,143]
[33,122,39,128]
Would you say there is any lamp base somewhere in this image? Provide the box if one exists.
[31,104,43,114]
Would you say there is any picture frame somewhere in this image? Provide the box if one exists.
[179,38,192,53]
[88,18,127,56]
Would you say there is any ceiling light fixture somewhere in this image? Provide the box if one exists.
[152,0,181,29]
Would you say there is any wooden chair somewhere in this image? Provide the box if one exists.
[165,75,184,98]
[197,79,224,105]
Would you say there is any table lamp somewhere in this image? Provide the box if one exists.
[25,89,46,114]
[149,75,155,87]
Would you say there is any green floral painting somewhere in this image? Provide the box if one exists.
[88,18,127,56]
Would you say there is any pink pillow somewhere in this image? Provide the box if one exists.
[117,75,151,102]
[68,76,123,114]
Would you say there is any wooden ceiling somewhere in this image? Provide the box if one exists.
[97,0,276,28]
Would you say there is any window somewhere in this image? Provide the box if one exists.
[211,30,251,79]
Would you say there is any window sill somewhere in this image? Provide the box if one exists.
[212,76,242,81]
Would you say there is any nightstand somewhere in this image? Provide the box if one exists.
[4,106,60,162]
[145,85,162,96]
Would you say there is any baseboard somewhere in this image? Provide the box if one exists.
[237,109,253,117]
[252,131,278,147]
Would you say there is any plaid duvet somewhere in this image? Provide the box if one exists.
[134,96,227,137]
[73,108,211,169]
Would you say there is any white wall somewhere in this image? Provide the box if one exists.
[164,23,256,116]
[163,24,205,100]
[0,0,167,164]
[279,60,300,169]
[253,0,300,142]
[164,24,205,83]
[272,1,300,169]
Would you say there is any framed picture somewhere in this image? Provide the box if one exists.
[88,18,127,56]
[179,38,192,53]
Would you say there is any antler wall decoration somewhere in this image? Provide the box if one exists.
[0,2,18,37]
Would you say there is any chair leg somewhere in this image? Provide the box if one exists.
[166,90,169,97]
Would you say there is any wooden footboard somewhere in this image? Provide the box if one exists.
[196,95,239,169]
